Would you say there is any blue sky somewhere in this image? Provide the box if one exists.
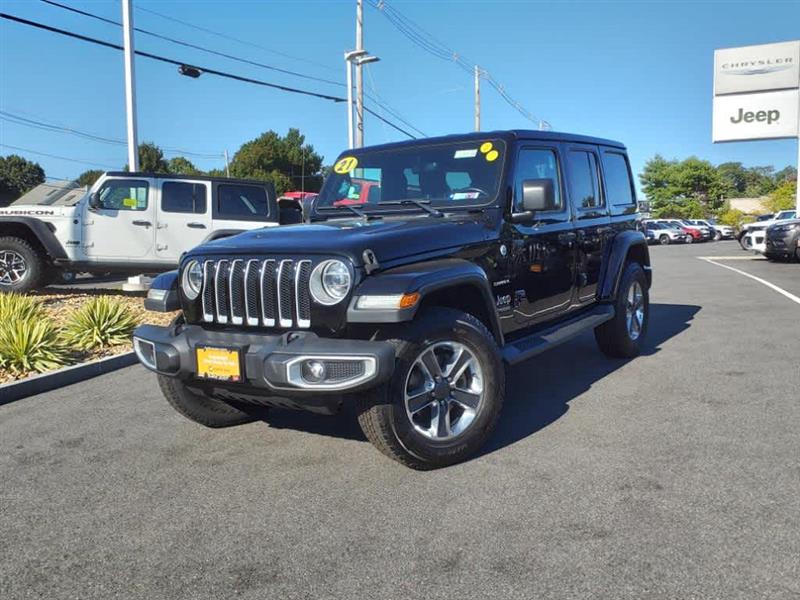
[1,0,799,194]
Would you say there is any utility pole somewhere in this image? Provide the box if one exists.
[355,0,365,148]
[474,65,481,132]
[223,149,230,177]
[121,0,139,172]
[345,52,356,149]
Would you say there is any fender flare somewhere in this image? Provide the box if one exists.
[0,216,68,260]
[347,258,503,343]
[598,230,651,301]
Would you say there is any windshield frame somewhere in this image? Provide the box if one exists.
[314,138,509,218]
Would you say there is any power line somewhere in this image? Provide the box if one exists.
[40,0,343,88]
[0,12,417,140]
[136,4,338,75]
[367,0,550,129]
[39,1,423,137]
[0,109,223,159]
[0,143,120,170]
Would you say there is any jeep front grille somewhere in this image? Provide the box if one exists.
[201,258,312,328]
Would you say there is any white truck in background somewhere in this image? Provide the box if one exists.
[0,172,303,293]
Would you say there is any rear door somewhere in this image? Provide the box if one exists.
[211,182,279,235]
[155,180,211,261]
[564,145,611,304]
[508,144,576,330]
[83,177,155,261]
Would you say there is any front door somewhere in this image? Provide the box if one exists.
[155,180,211,261]
[564,146,611,304]
[507,145,576,330]
[83,178,155,261]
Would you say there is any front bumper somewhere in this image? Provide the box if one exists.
[132,323,395,396]
[765,231,800,257]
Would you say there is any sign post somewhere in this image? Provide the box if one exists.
[713,41,800,213]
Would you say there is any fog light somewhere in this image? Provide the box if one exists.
[133,338,157,371]
[302,360,326,383]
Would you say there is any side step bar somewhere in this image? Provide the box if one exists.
[501,304,615,365]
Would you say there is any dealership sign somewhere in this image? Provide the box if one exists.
[713,89,799,142]
[714,40,799,96]
[713,41,799,143]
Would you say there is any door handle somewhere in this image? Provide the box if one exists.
[187,222,207,229]
[132,220,152,227]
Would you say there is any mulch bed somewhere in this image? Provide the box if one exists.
[0,287,177,385]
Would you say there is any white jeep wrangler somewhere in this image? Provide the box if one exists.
[0,172,301,292]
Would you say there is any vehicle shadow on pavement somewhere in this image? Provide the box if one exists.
[481,302,701,457]
[260,303,700,449]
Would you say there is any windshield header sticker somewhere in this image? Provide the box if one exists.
[454,149,478,159]
[479,141,499,162]
[485,149,499,162]
[333,156,359,174]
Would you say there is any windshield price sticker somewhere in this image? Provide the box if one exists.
[334,156,359,174]
[479,141,500,162]
[454,149,478,159]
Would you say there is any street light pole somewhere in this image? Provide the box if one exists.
[355,0,364,148]
[474,65,481,132]
[346,55,354,149]
[121,0,139,172]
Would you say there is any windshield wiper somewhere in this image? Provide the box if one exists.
[334,204,367,218]
[381,199,443,217]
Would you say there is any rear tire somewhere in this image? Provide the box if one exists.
[157,375,258,428]
[0,236,45,293]
[714,231,722,241]
[685,235,693,244]
[595,262,649,359]
[659,235,670,245]
[356,308,504,470]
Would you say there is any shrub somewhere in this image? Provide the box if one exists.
[62,297,139,350]
[0,318,69,374]
[0,293,44,322]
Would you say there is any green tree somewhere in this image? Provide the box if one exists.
[717,162,748,197]
[743,166,778,197]
[774,166,797,184]
[761,180,797,213]
[76,169,103,187]
[640,155,724,216]
[168,156,202,176]
[0,154,45,204]
[131,142,169,173]
[228,128,324,195]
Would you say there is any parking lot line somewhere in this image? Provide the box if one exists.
[699,257,800,306]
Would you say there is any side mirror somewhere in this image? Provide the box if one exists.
[521,179,555,212]
[88,192,101,210]
[510,179,555,223]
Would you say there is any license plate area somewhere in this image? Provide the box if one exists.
[195,346,243,382]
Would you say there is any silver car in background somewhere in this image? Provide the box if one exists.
[644,221,688,245]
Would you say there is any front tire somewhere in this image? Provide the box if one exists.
[0,237,45,293]
[685,235,693,244]
[356,308,504,470]
[659,234,670,245]
[594,262,649,359]
[157,375,258,428]
[714,231,722,241]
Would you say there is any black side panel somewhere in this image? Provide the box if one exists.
[598,230,650,301]
[0,216,68,259]
[348,258,503,343]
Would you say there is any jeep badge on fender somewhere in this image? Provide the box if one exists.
[134,130,652,470]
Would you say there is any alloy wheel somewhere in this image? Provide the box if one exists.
[625,281,645,341]
[404,341,484,440]
[0,251,27,286]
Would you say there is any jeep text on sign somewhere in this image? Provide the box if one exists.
[712,89,799,142]
[714,41,800,96]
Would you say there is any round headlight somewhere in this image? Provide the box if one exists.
[310,259,351,305]
[182,260,203,300]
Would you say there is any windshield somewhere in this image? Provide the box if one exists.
[778,211,796,220]
[317,139,506,212]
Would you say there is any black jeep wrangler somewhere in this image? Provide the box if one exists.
[133,131,651,469]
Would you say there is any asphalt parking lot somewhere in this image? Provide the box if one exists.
[2,241,798,600]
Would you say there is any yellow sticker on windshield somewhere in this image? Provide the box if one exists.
[485,149,499,162]
[333,156,358,174]
[122,198,137,208]
[479,142,493,154]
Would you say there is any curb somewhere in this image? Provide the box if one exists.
[0,352,138,406]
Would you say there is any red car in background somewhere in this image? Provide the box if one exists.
[332,179,381,207]
[658,219,703,243]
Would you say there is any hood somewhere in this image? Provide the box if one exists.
[191,213,495,266]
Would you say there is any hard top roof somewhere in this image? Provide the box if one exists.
[104,172,276,188]
[343,129,626,155]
